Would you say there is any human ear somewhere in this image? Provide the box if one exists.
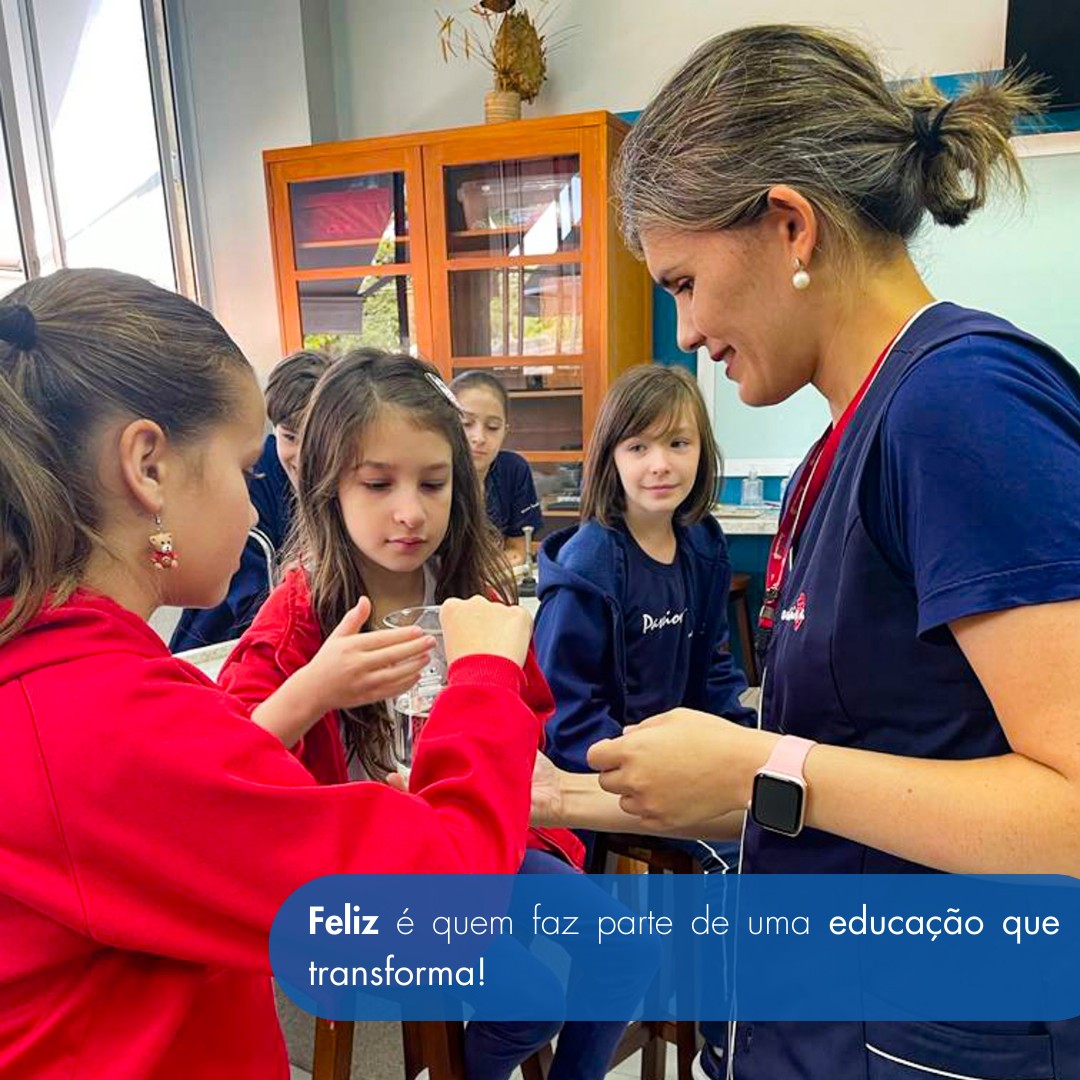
[764,185,819,270]
[115,418,171,516]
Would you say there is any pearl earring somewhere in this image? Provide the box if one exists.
[792,258,811,291]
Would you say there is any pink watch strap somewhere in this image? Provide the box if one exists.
[761,734,816,780]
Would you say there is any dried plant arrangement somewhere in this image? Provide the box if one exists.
[436,0,565,105]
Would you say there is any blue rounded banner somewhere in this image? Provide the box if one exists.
[269,873,1080,1022]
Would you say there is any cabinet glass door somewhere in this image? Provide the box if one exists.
[298,275,416,354]
[289,173,409,271]
[450,363,584,455]
[443,156,580,260]
[267,144,431,357]
[448,264,582,358]
[436,150,586,459]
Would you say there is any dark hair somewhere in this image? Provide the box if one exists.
[265,349,332,428]
[0,268,251,645]
[449,369,510,417]
[581,364,719,528]
[616,25,1045,267]
[295,348,513,777]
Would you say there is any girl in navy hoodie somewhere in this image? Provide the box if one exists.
[534,364,755,874]
[220,349,628,1080]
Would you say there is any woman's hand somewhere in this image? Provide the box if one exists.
[587,709,777,830]
[440,595,532,669]
[306,597,436,714]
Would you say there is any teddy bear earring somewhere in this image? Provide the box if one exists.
[148,514,179,570]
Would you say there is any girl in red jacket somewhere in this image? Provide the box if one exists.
[220,349,629,1080]
[0,269,540,1080]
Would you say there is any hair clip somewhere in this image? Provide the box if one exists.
[425,371,465,414]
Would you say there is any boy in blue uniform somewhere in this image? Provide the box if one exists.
[170,350,330,650]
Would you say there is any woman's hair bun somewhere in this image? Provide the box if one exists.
[0,304,38,351]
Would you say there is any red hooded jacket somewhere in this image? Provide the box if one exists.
[219,568,584,868]
[0,590,542,1079]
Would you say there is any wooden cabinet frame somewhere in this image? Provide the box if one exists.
[263,111,651,465]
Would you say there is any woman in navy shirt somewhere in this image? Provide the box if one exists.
[451,370,544,564]
[537,24,1080,1080]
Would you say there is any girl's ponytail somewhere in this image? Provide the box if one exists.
[0,368,85,644]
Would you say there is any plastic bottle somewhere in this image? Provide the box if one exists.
[779,469,792,504]
[741,468,764,508]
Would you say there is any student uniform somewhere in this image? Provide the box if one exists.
[731,303,1080,1079]
[170,433,293,651]
[0,590,541,1078]
[485,450,544,539]
[220,568,635,1080]
[220,566,585,867]
[535,515,754,774]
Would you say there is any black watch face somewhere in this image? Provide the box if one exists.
[751,773,804,836]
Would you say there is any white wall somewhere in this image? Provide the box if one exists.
[300,0,340,144]
[330,0,1007,139]
[168,0,312,374]
[327,0,1079,468]
[915,149,1080,362]
[177,0,1080,422]
[711,145,1080,464]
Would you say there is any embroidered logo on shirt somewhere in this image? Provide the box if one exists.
[642,608,688,635]
[780,592,807,631]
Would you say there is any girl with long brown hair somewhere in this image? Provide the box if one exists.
[220,348,628,1080]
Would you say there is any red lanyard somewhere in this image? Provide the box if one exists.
[756,331,901,657]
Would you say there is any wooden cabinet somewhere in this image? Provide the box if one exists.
[264,110,651,492]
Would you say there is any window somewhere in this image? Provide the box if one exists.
[0,0,195,297]
[0,111,26,297]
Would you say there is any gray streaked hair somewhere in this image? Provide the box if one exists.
[616,25,1044,266]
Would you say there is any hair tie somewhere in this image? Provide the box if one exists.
[425,371,465,413]
[0,304,38,351]
[912,101,953,159]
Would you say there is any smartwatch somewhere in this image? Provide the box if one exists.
[750,735,816,837]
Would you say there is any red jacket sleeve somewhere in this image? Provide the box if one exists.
[8,650,541,974]
[217,570,350,784]
[217,570,318,715]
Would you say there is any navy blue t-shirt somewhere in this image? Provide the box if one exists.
[865,330,1080,638]
[621,531,694,724]
[756,308,1080,878]
[484,450,543,537]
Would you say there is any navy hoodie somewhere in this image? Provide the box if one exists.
[534,515,754,773]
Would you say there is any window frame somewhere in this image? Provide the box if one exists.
[0,0,199,299]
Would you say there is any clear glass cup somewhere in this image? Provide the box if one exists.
[383,606,447,775]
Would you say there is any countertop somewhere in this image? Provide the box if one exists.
[712,504,780,536]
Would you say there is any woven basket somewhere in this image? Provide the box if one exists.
[484,89,522,123]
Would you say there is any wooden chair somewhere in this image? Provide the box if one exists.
[312,1017,554,1080]
[312,1018,354,1080]
[587,834,704,1080]
[728,572,759,687]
